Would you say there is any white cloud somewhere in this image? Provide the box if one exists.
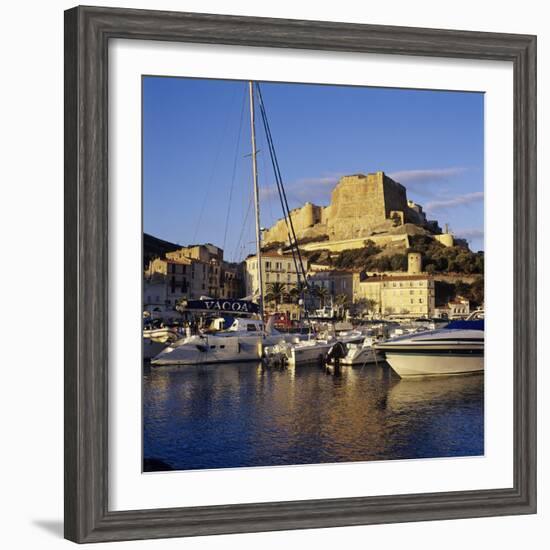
[297,174,343,187]
[426,191,484,211]
[260,172,345,208]
[259,186,279,201]
[454,228,485,239]
[389,167,466,184]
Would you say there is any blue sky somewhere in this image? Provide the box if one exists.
[143,77,484,259]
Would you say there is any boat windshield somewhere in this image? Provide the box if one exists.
[226,318,264,333]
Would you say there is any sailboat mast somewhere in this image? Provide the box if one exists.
[248,81,264,322]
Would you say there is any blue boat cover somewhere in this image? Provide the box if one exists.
[445,319,484,331]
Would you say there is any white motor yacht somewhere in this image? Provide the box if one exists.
[266,338,334,366]
[264,329,369,366]
[151,317,287,366]
[374,315,484,378]
[338,335,383,366]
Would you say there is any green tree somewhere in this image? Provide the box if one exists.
[469,277,485,306]
[334,293,349,318]
[265,282,287,309]
[390,253,408,271]
[364,298,378,315]
[455,279,469,298]
[314,285,331,308]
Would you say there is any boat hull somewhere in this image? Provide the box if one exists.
[143,339,167,361]
[151,337,264,366]
[289,343,332,365]
[339,348,381,365]
[383,350,484,378]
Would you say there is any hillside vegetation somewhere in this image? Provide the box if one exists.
[305,235,484,275]
[143,233,181,268]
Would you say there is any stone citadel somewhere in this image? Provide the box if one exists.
[262,171,456,252]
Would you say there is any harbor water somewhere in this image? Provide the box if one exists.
[143,362,484,472]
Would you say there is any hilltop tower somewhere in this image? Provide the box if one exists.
[407,251,422,274]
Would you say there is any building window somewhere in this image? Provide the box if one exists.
[265,261,271,270]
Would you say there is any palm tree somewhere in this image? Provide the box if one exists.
[334,293,349,319]
[288,285,300,304]
[314,285,331,308]
[265,282,287,309]
[364,298,378,315]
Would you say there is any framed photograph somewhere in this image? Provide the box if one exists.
[64,6,536,543]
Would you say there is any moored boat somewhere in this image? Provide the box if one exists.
[338,335,383,366]
[151,317,289,366]
[374,315,484,378]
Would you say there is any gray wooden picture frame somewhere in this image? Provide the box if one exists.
[64,5,537,543]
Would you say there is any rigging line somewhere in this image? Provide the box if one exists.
[231,192,254,262]
[257,103,300,286]
[256,85,310,289]
[255,84,307,279]
[257,114,302,302]
[222,84,247,252]
[259,127,276,229]
[254,88,296,258]
[255,84,307,289]
[255,83,313,329]
[192,85,240,242]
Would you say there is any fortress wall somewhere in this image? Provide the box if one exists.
[300,233,410,253]
[327,173,388,240]
[434,233,454,247]
[263,202,326,244]
[381,174,409,218]
[320,205,330,224]
[262,171,442,247]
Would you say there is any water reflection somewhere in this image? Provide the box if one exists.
[143,363,484,471]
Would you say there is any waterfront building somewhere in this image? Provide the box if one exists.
[353,274,435,318]
[146,256,199,304]
[221,263,244,299]
[353,252,435,317]
[143,279,168,315]
[166,244,223,298]
[305,270,354,314]
[307,270,354,300]
[448,297,470,318]
[434,296,470,319]
[244,250,304,297]
[146,244,245,308]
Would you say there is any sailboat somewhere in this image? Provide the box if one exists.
[151,82,296,366]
